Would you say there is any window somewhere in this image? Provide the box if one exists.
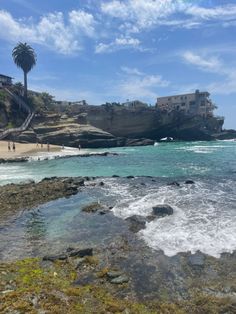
[181,103,185,106]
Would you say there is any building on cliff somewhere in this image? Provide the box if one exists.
[156,90,216,117]
[0,74,13,87]
[122,100,149,108]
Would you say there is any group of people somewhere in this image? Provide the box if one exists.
[36,141,50,152]
[7,140,82,153]
[8,141,16,152]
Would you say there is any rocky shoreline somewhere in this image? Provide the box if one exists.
[0,176,236,313]
[0,151,118,164]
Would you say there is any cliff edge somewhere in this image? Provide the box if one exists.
[1,89,232,148]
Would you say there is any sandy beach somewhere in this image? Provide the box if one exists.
[0,140,61,159]
[0,140,111,162]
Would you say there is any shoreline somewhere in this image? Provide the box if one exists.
[0,176,235,313]
[0,140,118,163]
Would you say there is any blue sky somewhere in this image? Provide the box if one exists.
[0,0,235,128]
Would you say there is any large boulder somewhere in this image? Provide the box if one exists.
[152,204,174,217]
[125,215,147,232]
[34,123,118,148]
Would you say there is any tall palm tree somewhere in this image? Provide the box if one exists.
[12,42,36,98]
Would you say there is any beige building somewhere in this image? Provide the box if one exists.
[156,90,216,117]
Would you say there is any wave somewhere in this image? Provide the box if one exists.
[104,178,236,257]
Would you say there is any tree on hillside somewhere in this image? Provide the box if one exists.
[41,92,54,106]
[12,42,37,98]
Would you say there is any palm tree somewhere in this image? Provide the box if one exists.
[12,42,36,98]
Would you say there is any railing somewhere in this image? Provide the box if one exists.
[0,88,35,140]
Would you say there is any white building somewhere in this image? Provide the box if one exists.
[0,74,13,87]
[156,90,216,117]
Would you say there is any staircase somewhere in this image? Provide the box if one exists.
[0,88,35,140]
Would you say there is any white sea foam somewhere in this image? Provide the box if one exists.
[176,145,222,154]
[29,146,81,161]
[105,179,236,257]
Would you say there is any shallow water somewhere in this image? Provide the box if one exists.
[0,140,235,184]
[0,140,236,260]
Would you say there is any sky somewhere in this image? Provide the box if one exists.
[0,0,235,128]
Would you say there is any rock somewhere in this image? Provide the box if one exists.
[107,271,124,279]
[72,178,85,186]
[43,254,67,262]
[185,180,195,184]
[146,215,157,222]
[99,181,105,186]
[20,179,35,185]
[98,209,110,215]
[188,252,205,267]
[152,204,174,217]
[126,176,134,179]
[167,181,180,187]
[68,248,93,258]
[125,215,147,232]
[125,138,154,146]
[112,175,120,177]
[73,274,95,286]
[66,184,78,191]
[110,275,129,284]
[81,202,103,213]
[66,247,75,253]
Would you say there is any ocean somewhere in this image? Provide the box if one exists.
[0,140,236,260]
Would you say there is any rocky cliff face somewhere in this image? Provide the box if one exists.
[5,101,227,148]
[66,104,224,141]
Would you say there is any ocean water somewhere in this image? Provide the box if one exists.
[0,140,236,259]
[0,140,235,184]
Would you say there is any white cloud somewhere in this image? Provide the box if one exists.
[68,10,95,37]
[0,9,96,54]
[101,0,187,32]
[181,50,236,95]
[186,4,236,21]
[182,51,222,72]
[95,36,141,53]
[121,66,143,76]
[101,0,236,33]
[117,66,169,100]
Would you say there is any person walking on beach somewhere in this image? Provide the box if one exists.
[41,142,43,148]
[12,142,16,152]
[8,141,11,152]
[78,144,81,151]
[47,142,50,152]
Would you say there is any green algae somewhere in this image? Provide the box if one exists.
[1,257,236,314]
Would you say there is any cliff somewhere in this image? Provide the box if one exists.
[0,89,230,148]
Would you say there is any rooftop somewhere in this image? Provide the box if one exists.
[157,90,210,99]
[0,74,13,79]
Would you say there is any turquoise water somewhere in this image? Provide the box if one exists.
[0,140,236,184]
[0,140,236,259]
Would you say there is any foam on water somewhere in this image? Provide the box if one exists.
[105,178,236,257]
[29,146,83,161]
